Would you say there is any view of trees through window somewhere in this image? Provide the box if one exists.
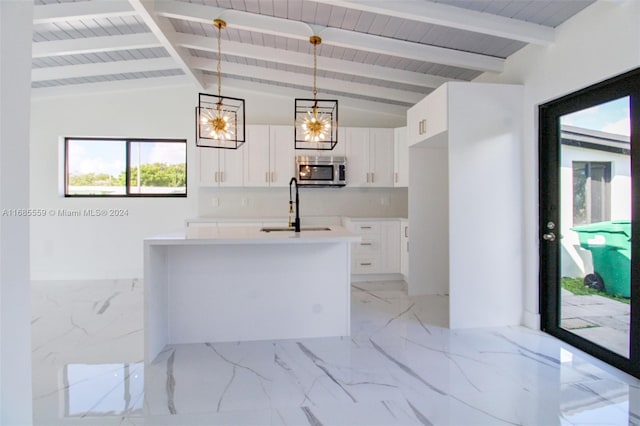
[66,138,186,196]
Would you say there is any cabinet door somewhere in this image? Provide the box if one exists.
[269,125,295,187]
[345,127,370,187]
[382,221,401,273]
[407,84,448,146]
[219,148,244,187]
[407,96,427,147]
[295,127,346,157]
[400,219,409,278]
[243,125,270,187]
[199,148,220,186]
[370,128,394,187]
[423,85,448,140]
[394,127,409,187]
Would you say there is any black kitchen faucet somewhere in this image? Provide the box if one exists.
[289,177,301,233]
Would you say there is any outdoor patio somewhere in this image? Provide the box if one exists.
[561,288,631,357]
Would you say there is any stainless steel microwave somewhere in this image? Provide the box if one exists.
[295,156,346,187]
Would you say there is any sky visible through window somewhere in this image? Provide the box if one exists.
[561,96,630,137]
[68,139,185,177]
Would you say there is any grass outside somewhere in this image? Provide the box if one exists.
[561,277,630,304]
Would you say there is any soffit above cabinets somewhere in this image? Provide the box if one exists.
[31,0,594,112]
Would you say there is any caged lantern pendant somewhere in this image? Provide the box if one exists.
[196,19,245,149]
[294,35,338,150]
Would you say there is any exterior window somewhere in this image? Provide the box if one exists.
[572,161,611,224]
[65,138,187,197]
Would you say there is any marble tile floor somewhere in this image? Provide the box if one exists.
[31,279,640,426]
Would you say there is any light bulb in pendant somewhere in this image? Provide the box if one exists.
[301,106,330,142]
[201,106,235,140]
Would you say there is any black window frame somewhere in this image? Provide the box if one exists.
[64,137,187,198]
[572,160,612,225]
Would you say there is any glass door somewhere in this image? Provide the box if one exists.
[539,68,640,378]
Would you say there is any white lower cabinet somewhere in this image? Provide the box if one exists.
[344,218,400,274]
[400,219,409,279]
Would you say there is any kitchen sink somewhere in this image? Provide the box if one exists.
[260,226,331,232]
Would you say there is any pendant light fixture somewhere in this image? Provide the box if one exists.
[196,19,245,149]
[295,35,338,150]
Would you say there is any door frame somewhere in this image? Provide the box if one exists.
[539,67,640,378]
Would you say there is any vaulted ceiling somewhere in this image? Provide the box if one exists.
[32,0,594,113]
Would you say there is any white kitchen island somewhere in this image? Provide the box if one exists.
[144,225,360,363]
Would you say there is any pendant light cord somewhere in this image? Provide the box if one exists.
[313,41,318,100]
[217,22,222,101]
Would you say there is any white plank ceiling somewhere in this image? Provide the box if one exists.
[32,0,594,112]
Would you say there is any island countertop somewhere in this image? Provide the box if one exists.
[144,224,357,364]
[145,225,361,246]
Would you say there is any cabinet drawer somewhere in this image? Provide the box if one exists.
[352,257,381,273]
[348,221,381,235]
[352,237,381,254]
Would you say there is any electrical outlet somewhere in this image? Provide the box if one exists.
[211,197,219,207]
[241,197,248,207]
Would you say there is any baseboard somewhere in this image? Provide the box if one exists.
[522,310,541,329]
[351,273,405,283]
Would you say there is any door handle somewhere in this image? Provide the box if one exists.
[542,232,556,242]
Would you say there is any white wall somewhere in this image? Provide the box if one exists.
[30,86,196,280]
[198,187,407,219]
[31,85,406,280]
[1,1,33,423]
[474,0,640,328]
[447,83,523,329]
[408,141,449,296]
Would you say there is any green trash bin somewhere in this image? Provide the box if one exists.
[571,220,631,298]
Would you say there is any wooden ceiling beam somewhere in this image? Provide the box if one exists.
[309,0,555,46]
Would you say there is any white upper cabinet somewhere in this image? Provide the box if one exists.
[199,148,218,186]
[371,128,395,187]
[199,145,244,187]
[407,84,448,146]
[346,127,395,187]
[294,127,346,158]
[393,126,408,187]
[269,125,295,187]
[243,125,271,187]
[345,127,370,187]
[244,125,295,187]
[199,125,399,189]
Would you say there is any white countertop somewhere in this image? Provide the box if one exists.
[146,225,361,246]
[344,217,408,221]
[186,216,407,226]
